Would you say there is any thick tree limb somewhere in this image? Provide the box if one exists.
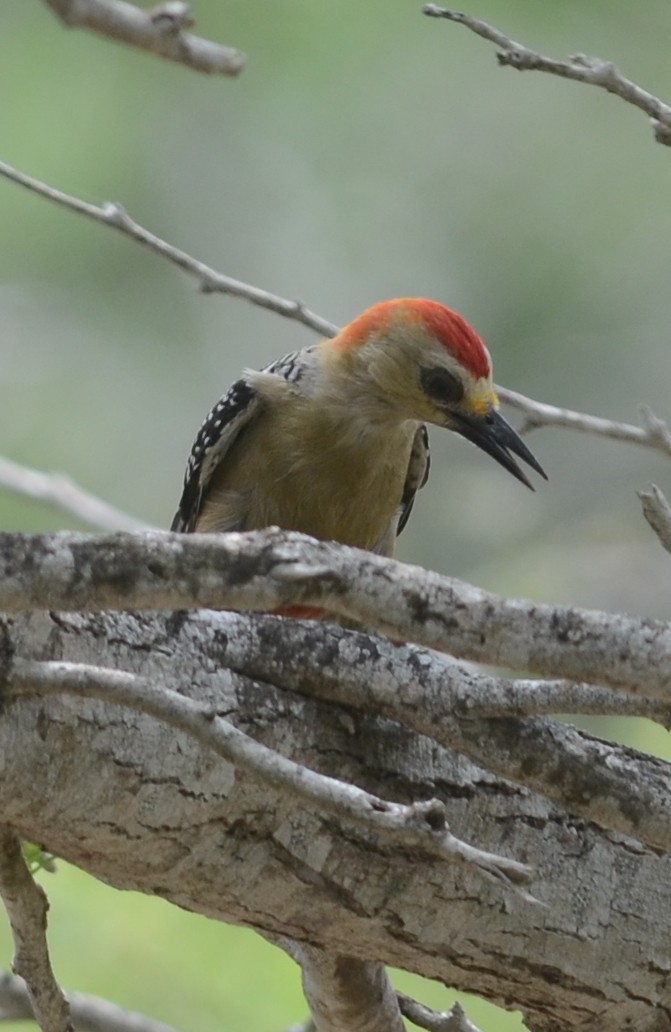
[0,529,668,700]
[214,615,671,851]
[3,603,671,852]
[217,613,668,724]
[0,971,178,1032]
[1,607,670,1030]
[5,608,669,852]
[0,830,72,1032]
[5,658,532,893]
[0,455,151,533]
[41,0,245,76]
[422,5,671,145]
[5,532,671,847]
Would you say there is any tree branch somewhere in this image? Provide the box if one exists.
[3,155,668,469]
[498,388,671,458]
[638,483,671,554]
[0,971,178,1032]
[398,995,484,1032]
[0,829,72,1032]
[0,529,668,700]
[297,948,405,1032]
[0,455,150,533]
[215,616,671,850]
[0,160,337,339]
[41,0,245,76]
[5,608,671,851]
[217,613,668,724]
[422,5,671,145]
[2,607,670,1030]
[5,658,534,894]
[159,610,671,853]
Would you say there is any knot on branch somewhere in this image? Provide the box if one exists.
[148,2,195,35]
[409,799,448,832]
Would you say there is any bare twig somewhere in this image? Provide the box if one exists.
[6,659,535,894]
[398,994,484,1032]
[422,6,671,145]
[498,388,671,457]
[42,0,245,76]
[2,156,671,466]
[0,455,151,533]
[0,829,72,1032]
[638,483,671,554]
[0,160,337,339]
[0,971,178,1032]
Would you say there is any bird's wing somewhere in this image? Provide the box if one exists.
[396,424,430,537]
[170,350,306,532]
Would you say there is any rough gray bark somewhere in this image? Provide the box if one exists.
[1,572,670,1031]
[0,529,669,697]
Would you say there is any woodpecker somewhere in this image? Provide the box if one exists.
[171,298,546,556]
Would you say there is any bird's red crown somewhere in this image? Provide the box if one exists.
[335,298,491,381]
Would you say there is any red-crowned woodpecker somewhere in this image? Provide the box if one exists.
[171,298,546,554]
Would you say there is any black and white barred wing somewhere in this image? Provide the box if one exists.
[170,350,307,533]
[396,423,430,538]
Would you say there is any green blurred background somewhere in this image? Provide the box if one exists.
[1,1,671,1029]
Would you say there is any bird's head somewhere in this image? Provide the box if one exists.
[332,298,546,488]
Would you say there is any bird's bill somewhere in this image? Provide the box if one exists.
[451,408,547,489]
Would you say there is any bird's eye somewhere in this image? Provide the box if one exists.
[420,366,464,405]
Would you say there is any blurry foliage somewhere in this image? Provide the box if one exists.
[1,1,671,1029]
[21,842,56,876]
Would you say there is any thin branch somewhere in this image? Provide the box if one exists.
[398,995,484,1032]
[5,659,535,894]
[638,483,671,554]
[498,388,671,457]
[422,5,671,145]
[0,971,178,1032]
[0,160,338,339]
[42,0,245,76]
[0,829,72,1032]
[0,455,151,533]
[3,154,671,466]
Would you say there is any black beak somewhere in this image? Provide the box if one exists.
[451,408,547,489]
